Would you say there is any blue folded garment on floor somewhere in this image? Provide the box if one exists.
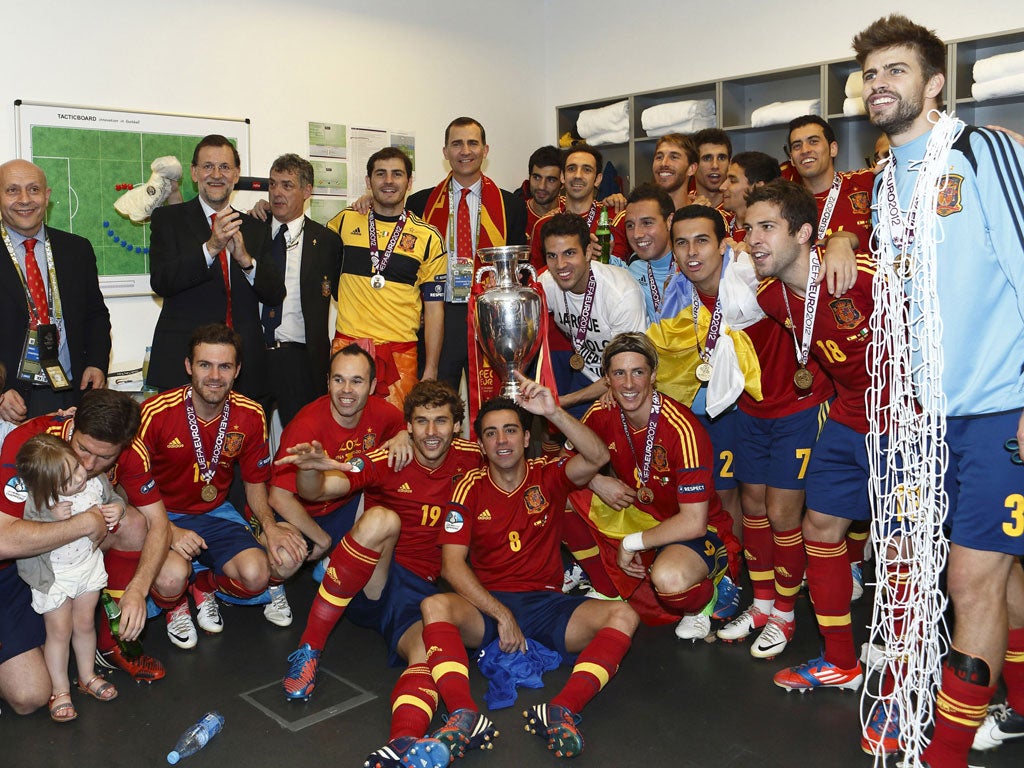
[476,638,561,709]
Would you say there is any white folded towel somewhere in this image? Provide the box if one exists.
[973,50,1024,84]
[719,249,765,330]
[706,334,743,419]
[641,99,715,132]
[845,71,863,99]
[750,99,820,127]
[972,72,1024,102]
[585,128,630,146]
[577,100,629,139]
[644,114,717,137]
[843,97,867,116]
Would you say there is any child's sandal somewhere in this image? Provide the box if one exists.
[49,692,77,722]
[76,674,118,701]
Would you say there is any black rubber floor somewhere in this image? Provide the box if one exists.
[2,572,1020,768]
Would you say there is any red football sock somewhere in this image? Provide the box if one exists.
[389,663,438,741]
[743,514,775,603]
[151,583,188,612]
[846,521,869,565]
[551,627,632,713]
[805,538,857,669]
[1004,626,1024,713]
[771,526,805,614]
[423,621,476,713]
[921,653,996,768]
[194,569,263,600]
[299,534,381,650]
[561,507,618,597]
[97,549,140,651]
[656,578,713,615]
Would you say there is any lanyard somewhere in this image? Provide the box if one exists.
[617,390,662,491]
[816,171,844,240]
[367,209,407,276]
[691,286,724,363]
[2,225,63,325]
[561,270,598,353]
[184,387,231,486]
[781,248,822,369]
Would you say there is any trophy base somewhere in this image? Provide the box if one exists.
[501,378,524,402]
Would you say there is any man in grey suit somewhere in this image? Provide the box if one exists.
[147,135,284,407]
[260,154,341,426]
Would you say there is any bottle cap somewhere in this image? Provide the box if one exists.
[167,751,180,765]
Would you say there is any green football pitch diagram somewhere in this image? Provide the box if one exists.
[31,126,200,277]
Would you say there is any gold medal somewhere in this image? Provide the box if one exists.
[569,353,585,371]
[695,362,713,382]
[637,486,655,504]
[793,366,814,390]
[201,484,217,502]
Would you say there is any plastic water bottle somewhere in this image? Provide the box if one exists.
[167,711,225,764]
[99,590,144,659]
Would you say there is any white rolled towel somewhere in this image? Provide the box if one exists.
[972,72,1024,101]
[644,114,717,137]
[584,127,630,146]
[845,71,863,99]
[843,97,867,116]
[973,49,1024,84]
[641,99,715,132]
[750,99,820,127]
[719,249,765,330]
[577,100,629,139]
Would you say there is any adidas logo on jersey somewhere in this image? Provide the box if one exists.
[397,482,413,493]
[351,227,362,236]
[478,509,491,521]
[167,437,184,448]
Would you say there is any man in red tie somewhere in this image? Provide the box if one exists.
[0,159,110,420]
[406,118,527,394]
[148,135,284,409]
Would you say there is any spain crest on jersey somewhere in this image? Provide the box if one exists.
[936,174,964,216]
[223,432,245,458]
[524,485,548,514]
[848,191,870,215]
[652,445,669,473]
[361,432,377,452]
[829,297,864,330]
[399,232,418,252]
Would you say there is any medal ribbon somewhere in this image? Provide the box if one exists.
[561,269,598,355]
[781,248,821,369]
[645,261,663,313]
[367,209,407,277]
[690,286,724,364]
[816,171,844,241]
[617,390,662,491]
[185,387,231,486]
[880,155,925,252]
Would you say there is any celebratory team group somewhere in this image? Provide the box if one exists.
[1,13,1023,768]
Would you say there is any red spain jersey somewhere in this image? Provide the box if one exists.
[271,395,404,517]
[440,456,573,593]
[739,313,833,419]
[756,257,880,433]
[346,438,483,581]
[530,200,628,271]
[581,394,730,538]
[1,415,160,569]
[139,387,270,514]
[816,170,874,249]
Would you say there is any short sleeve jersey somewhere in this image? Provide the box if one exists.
[539,261,648,383]
[757,258,880,433]
[582,394,730,537]
[139,387,270,514]
[817,170,874,248]
[345,438,483,581]
[328,208,447,343]
[738,312,833,419]
[271,395,405,517]
[1,415,159,569]
[439,456,573,593]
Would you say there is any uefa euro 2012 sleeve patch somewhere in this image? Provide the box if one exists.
[444,509,464,533]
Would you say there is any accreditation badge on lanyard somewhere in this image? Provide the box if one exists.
[5,227,72,391]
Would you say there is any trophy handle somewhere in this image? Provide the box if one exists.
[475,265,496,283]
[519,264,538,283]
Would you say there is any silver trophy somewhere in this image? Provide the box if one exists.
[473,245,542,401]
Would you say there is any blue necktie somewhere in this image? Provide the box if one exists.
[262,223,288,345]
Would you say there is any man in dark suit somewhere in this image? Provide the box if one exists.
[261,154,341,426]
[148,135,284,406]
[406,117,527,392]
[0,159,111,421]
